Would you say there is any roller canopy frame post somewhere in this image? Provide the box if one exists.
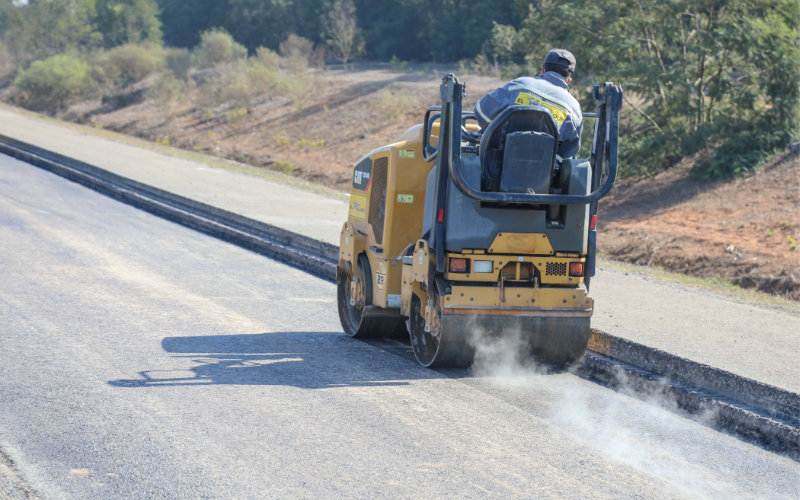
[428,74,465,272]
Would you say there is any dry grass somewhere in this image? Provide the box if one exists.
[372,87,421,120]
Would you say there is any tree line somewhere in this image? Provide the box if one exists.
[156,0,526,62]
[0,0,797,178]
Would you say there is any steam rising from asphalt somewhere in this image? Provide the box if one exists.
[462,318,784,498]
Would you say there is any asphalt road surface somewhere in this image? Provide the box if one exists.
[1,155,798,498]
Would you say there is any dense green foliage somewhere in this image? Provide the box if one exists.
[194,29,247,68]
[499,0,800,177]
[154,0,527,61]
[95,42,164,85]
[0,0,161,63]
[354,0,527,61]
[156,0,324,51]
[0,0,796,177]
[94,0,162,47]
[13,53,94,110]
[0,0,99,63]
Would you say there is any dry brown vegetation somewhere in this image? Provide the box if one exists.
[60,62,504,186]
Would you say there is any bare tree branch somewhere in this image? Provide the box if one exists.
[623,94,664,134]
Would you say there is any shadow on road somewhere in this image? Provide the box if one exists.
[108,331,440,389]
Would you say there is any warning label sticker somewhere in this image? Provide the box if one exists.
[398,149,416,159]
[349,193,367,219]
[397,194,414,203]
[375,272,386,290]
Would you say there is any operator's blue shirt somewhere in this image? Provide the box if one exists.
[474,72,583,158]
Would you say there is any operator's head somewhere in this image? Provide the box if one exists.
[542,48,576,84]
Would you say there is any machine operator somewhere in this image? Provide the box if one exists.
[474,48,583,160]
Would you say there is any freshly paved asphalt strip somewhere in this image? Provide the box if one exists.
[2,156,799,497]
[0,105,797,393]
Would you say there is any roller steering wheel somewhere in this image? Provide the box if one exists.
[461,114,481,144]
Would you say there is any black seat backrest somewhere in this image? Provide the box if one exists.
[479,105,560,193]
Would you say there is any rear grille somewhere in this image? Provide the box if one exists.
[545,262,567,276]
[369,156,388,244]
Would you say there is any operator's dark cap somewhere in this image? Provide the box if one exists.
[544,48,576,73]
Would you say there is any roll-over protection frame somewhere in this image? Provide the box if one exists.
[423,73,623,272]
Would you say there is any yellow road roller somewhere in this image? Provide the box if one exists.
[337,74,622,367]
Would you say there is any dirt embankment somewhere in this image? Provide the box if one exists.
[63,65,504,188]
[600,151,799,299]
[22,64,800,299]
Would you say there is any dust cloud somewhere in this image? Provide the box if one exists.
[466,317,549,382]
[462,318,793,498]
